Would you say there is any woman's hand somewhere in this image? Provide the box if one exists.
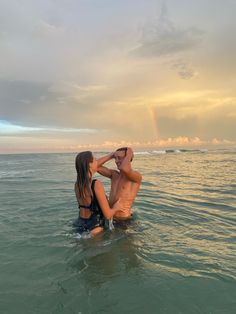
[113,198,121,209]
[112,199,126,214]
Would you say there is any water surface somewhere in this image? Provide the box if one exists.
[0,149,236,313]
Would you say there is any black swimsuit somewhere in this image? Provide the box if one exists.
[73,179,104,234]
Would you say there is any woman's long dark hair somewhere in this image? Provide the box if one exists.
[75,151,93,199]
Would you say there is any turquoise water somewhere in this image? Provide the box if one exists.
[0,149,236,314]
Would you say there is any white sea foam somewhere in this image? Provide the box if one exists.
[134,151,151,155]
[74,231,93,240]
[152,150,166,154]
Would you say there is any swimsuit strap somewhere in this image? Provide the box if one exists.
[78,204,91,209]
[91,179,97,192]
[91,179,103,216]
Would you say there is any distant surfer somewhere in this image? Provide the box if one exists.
[97,147,142,221]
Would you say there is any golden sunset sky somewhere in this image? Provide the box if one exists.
[0,0,236,153]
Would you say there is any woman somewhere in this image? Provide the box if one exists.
[73,151,123,236]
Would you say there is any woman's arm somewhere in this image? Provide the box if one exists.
[97,152,114,168]
[94,180,123,219]
[97,152,115,179]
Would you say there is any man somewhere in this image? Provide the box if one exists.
[97,147,142,220]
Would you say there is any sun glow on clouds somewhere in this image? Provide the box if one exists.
[62,137,235,152]
[0,131,234,154]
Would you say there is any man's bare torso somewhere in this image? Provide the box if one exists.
[109,170,141,219]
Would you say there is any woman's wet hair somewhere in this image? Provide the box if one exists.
[75,151,93,199]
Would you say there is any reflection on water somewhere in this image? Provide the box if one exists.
[70,234,139,281]
[52,228,142,313]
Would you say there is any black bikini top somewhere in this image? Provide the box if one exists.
[78,179,102,215]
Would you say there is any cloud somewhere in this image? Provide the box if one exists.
[43,137,236,152]
[32,20,66,39]
[48,81,108,97]
[1,135,235,154]
[0,120,97,136]
[130,2,204,58]
[0,79,104,126]
[0,1,235,154]
[1,77,236,145]
[0,79,155,141]
[170,59,199,80]
[0,79,50,125]
[150,91,236,141]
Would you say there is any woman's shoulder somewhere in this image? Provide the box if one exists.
[92,178,102,186]
[92,179,104,191]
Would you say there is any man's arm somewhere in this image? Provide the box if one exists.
[97,152,114,179]
[119,148,142,183]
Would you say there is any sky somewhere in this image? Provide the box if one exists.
[0,0,236,153]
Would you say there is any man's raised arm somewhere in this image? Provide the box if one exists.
[97,152,115,179]
[118,148,142,183]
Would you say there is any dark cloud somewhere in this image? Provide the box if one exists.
[130,2,204,58]
[0,79,110,128]
[0,79,151,140]
[0,80,50,124]
[171,59,198,80]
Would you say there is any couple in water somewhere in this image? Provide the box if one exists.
[74,147,142,236]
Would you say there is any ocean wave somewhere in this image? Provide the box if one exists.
[134,148,209,155]
[152,150,166,154]
[134,151,151,155]
[0,169,35,179]
[166,149,182,154]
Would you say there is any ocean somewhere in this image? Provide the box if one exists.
[0,149,236,314]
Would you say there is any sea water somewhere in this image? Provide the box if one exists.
[0,149,236,314]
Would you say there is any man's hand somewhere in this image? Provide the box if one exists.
[118,147,142,183]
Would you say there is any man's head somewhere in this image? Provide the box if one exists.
[114,147,133,169]
[116,147,128,155]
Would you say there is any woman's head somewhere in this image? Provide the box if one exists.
[75,151,93,175]
[75,151,96,198]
